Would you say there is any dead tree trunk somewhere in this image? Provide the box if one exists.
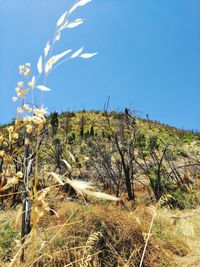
[115,134,135,201]
[21,134,31,262]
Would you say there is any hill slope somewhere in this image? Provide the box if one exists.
[0,110,200,266]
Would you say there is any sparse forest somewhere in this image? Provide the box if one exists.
[0,0,200,266]
[0,109,200,266]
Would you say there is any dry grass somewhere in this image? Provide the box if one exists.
[0,190,194,266]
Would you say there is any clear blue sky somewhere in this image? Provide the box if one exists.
[0,0,199,130]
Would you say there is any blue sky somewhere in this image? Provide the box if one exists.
[0,0,199,130]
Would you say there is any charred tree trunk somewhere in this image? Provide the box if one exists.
[0,158,4,209]
[115,134,135,201]
[21,134,31,262]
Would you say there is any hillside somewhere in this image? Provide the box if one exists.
[0,110,200,266]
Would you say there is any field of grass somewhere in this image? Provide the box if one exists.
[0,110,200,266]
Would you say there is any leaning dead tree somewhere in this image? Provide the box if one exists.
[86,138,124,197]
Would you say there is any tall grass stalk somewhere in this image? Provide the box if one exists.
[0,0,98,264]
[138,195,171,267]
[138,206,157,267]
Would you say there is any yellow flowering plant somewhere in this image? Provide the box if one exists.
[0,1,119,265]
[0,0,99,263]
